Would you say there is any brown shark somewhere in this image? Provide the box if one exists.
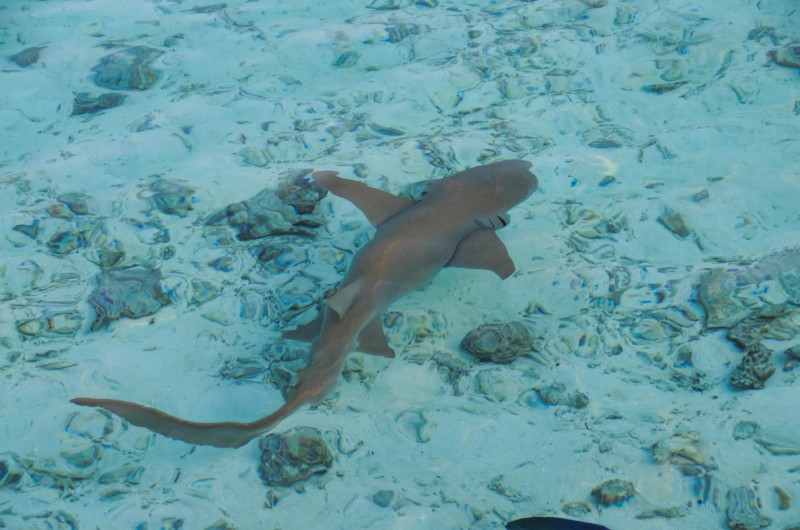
[72,160,538,448]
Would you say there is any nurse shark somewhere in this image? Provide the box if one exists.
[72,160,538,448]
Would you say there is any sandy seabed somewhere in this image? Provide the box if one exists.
[1,0,799,529]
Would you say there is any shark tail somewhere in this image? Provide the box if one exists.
[70,397,292,448]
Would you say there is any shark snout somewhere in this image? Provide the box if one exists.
[493,160,538,206]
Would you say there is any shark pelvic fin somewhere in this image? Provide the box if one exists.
[446,229,515,279]
[326,280,361,319]
[357,315,395,358]
[311,171,413,227]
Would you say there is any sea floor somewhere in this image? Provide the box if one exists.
[1,0,799,529]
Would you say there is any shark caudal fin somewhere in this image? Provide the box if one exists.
[70,397,288,448]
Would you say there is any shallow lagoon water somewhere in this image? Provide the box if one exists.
[1,0,799,528]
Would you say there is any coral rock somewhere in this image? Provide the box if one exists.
[730,345,775,390]
[591,479,635,506]
[461,321,532,364]
[726,486,771,530]
[258,427,333,487]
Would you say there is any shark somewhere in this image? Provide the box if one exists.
[72,159,538,448]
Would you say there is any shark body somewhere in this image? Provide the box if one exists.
[72,160,538,448]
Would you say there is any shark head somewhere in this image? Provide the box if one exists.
[426,160,538,216]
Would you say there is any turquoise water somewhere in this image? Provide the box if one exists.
[1,0,799,528]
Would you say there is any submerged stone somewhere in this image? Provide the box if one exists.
[12,219,40,239]
[87,236,126,269]
[475,369,518,402]
[536,382,590,408]
[47,228,91,255]
[461,321,533,364]
[9,46,45,67]
[258,427,333,487]
[48,204,75,219]
[252,238,309,274]
[730,345,775,390]
[383,23,421,43]
[17,311,83,338]
[786,345,800,371]
[147,179,195,217]
[277,274,320,324]
[57,193,90,215]
[657,207,691,238]
[60,439,99,469]
[207,255,234,272]
[88,266,171,330]
[697,270,751,329]
[592,479,635,506]
[726,486,771,530]
[581,126,631,149]
[71,92,127,115]
[395,409,435,443]
[276,169,328,214]
[562,501,594,518]
[651,429,717,475]
[768,46,800,69]
[190,278,220,306]
[0,457,24,489]
[739,247,800,303]
[732,421,758,441]
[642,81,688,94]
[669,346,710,391]
[92,46,163,91]
[206,175,326,241]
[727,308,800,350]
[188,3,227,13]
[371,489,395,507]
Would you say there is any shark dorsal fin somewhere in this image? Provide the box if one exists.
[357,315,395,358]
[311,171,413,227]
[446,230,515,279]
[326,280,361,318]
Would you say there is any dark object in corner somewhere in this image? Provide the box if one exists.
[506,516,611,530]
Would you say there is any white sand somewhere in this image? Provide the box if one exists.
[1,0,799,528]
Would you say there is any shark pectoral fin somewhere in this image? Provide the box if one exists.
[326,280,361,319]
[282,310,324,342]
[446,230,516,279]
[311,171,413,227]
[357,315,395,358]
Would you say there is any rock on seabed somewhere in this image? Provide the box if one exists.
[258,427,333,487]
